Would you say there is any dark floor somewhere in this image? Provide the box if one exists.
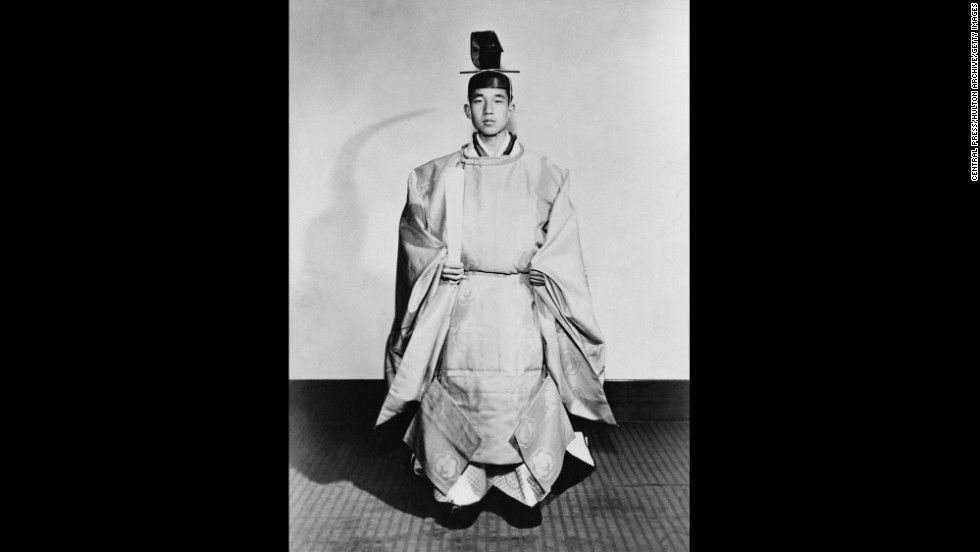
[289,394,690,552]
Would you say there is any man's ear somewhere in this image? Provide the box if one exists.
[509,102,516,115]
[463,104,472,118]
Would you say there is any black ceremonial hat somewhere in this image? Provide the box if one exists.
[460,31,519,97]
[460,30,520,74]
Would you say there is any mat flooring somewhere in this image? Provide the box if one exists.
[289,411,689,552]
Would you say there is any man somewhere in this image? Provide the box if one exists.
[376,31,616,527]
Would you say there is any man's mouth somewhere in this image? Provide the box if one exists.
[483,119,495,125]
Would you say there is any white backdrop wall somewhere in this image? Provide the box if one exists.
[289,0,689,380]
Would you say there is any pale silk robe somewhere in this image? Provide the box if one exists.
[377,139,616,499]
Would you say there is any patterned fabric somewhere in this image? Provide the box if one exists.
[435,138,557,467]
[403,379,482,494]
[430,462,547,507]
[510,378,576,491]
[414,429,593,508]
[380,142,616,499]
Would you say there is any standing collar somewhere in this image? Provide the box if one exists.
[475,131,513,157]
[462,132,522,164]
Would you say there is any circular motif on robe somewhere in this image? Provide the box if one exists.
[515,418,536,448]
[529,449,556,480]
[571,386,585,403]
[544,385,559,411]
[456,279,477,306]
[560,342,580,376]
[433,452,460,481]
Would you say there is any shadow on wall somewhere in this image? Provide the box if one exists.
[290,109,435,380]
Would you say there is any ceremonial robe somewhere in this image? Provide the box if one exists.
[377,138,616,505]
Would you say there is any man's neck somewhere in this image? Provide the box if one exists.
[477,130,509,156]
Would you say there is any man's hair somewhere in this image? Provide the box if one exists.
[467,71,513,102]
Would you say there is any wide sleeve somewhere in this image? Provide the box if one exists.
[384,171,445,384]
[377,170,458,427]
[530,172,616,425]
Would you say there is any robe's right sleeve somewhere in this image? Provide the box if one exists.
[384,171,443,383]
[377,170,457,427]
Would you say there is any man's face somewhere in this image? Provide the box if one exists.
[464,88,514,137]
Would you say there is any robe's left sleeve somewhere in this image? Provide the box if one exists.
[531,172,617,426]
